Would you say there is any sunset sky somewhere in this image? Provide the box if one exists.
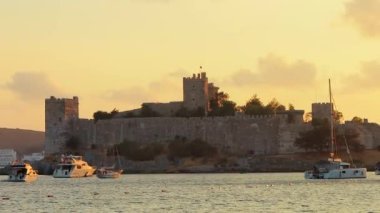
[1,0,380,131]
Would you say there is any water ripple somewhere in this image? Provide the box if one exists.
[0,173,379,212]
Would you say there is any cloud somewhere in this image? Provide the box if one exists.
[342,60,380,91]
[344,0,380,37]
[167,68,190,78]
[101,71,183,107]
[5,72,62,101]
[102,86,154,107]
[130,0,172,3]
[226,54,317,88]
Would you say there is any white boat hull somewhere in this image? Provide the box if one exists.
[53,166,96,178]
[8,163,38,182]
[96,168,123,179]
[8,173,38,182]
[305,168,367,179]
[53,155,96,178]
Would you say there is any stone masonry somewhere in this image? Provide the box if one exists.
[44,73,380,155]
[45,96,79,154]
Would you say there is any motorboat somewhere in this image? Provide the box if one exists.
[8,161,38,182]
[53,155,96,178]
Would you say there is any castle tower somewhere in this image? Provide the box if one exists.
[311,103,333,123]
[183,71,209,114]
[45,96,79,154]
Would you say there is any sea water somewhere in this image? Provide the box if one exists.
[0,173,379,212]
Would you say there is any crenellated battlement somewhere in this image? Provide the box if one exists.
[183,72,207,80]
[46,96,78,103]
[312,102,331,106]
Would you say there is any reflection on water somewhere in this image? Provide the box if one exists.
[0,173,379,212]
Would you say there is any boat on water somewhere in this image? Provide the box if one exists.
[8,161,38,182]
[305,158,366,179]
[96,148,123,179]
[96,166,123,179]
[53,155,96,178]
[375,162,380,175]
[304,79,367,179]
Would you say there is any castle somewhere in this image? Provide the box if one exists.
[44,72,380,155]
[117,72,219,117]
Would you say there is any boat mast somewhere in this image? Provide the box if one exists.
[329,79,334,159]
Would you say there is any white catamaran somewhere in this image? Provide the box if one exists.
[304,79,367,179]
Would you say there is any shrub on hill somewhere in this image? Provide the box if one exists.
[114,140,164,161]
[167,138,218,160]
[140,104,161,117]
[295,120,365,153]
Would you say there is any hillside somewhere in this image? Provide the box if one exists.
[0,128,44,154]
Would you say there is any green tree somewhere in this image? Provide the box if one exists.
[189,139,218,158]
[209,92,237,116]
[241,95,266,115]
[351,116,363,124]
[336,127,365,152]
[240,95,288,115]
[167,138,218,160]
[295,121,364,153]
[288,104,295,111]
[115,140,164,161]
[93,108,119,122]
[265,98,286,114]
[218,100,236,116]
[210,92,229,110]
[295,122,330,152]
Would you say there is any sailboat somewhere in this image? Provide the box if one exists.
[96,148,123,179]
[304,79,367,179]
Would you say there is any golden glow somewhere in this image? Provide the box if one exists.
[1,0,380,130]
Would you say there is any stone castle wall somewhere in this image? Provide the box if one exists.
[344,122,380,149]
[312,103,332,121]
[74,114,308,155]
[76,116,380,155]
[45,96,79,154]
[44,89,380,155]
